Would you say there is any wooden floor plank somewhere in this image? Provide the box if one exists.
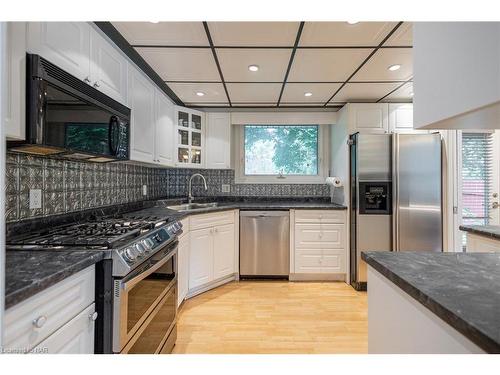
[173,280,368,354]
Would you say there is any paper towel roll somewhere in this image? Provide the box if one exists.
[326,177,343,188]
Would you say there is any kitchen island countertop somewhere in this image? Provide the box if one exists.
[362,251,500,353]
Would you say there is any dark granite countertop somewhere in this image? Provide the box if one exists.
[5,250,104,309]
[125,198,346,222]
[362,251,500,353]
[460,225,500,240]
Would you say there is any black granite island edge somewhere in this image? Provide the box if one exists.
[361,251,500,353]
[459,224,500,240]
[5,250,105,309]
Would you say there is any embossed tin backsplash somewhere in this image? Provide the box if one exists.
[5,153,329,222]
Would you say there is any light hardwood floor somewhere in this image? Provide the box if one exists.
[173,281,367,354]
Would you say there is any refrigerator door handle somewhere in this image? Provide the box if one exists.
[392,134,400,252]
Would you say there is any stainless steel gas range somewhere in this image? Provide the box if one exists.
[7,211,182,354]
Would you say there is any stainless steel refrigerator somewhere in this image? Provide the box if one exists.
[349,132,442,290]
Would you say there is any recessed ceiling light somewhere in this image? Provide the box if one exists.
[304,92,313,97]
[196,92,205,97]
[347,21,359,25]
[248,65,259,72]
[388,64,401,71]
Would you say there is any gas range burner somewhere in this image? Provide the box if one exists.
[6,214,173,249]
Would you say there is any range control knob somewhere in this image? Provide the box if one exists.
[123,248,137,262]
[134,243,145,256]
[142,238,154,251]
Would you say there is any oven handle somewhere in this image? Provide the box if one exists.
[120,245,177,291]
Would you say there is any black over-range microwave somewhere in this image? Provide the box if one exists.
[8,54,130,162]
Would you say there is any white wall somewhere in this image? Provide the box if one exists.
[329,106,349,205]
[0,22,7,347]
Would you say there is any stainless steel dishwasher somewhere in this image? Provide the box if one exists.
[239,211,290,278]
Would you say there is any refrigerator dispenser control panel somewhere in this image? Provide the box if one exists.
[359,182,391,215]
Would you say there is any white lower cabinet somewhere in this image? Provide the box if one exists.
[213,223,236,280]
[4,266,96,354]
[177,219,190,307]
[466,233,500,253]
[292,210,347,277]
[187,211,237,295]
[189,227,214,289]
[33,304,96,354]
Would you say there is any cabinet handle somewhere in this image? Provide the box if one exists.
[214,228,218,233]
[84,76,91,83]
[93,81,100,88]
[89,312,98,322]
[32,315,47,328]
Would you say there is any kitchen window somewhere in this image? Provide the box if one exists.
[460,131,497,250]
[234,124,329,184]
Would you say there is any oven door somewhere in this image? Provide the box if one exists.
[113,242,177,353]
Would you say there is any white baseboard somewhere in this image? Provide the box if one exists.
[289,273,346,282]
[186,273,238,299]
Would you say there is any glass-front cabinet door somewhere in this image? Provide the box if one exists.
[175,107,204,167]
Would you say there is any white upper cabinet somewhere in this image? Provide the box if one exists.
[175,107,205,168]
[27,22,91,82]
[90,28,128,104]
[413,22,500,129]
[206,112,231,169]
[4,22,27,140]
[128,67,156,163]
[347,103,389,134]
[154,89,175,166]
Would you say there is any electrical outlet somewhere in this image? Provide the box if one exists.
[142,185,148,196]
[29,189,42,209]
[221,184,230,193]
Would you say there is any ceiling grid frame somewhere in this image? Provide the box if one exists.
[108,21,414,109]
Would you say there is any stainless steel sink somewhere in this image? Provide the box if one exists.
[167,202,219,212]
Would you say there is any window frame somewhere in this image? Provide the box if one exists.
[234,124,330,184]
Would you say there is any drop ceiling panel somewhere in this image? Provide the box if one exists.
[217,48,291,82]
[169,82,227,103]
[281,83,342,103]
[227,83,282,103]
[384,22,413,46]
[135,47,220,81]
[208,22,300,46]
[112,22,208,46]
[300,22,397,46]
[351,48,413,81]
[288,49,373,82]
[382,82,413,102]
[332,82,401,102]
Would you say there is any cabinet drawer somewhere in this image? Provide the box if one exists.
[4,266,95,351]
[295,223,345,249]
[295,210,345,224]
[32,303,95,354]
[295,250,323,273]
[190,210,234,231]
[322,250,345,273]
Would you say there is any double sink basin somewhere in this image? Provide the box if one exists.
[167,202,220,213]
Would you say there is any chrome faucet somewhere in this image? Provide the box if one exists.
[188,173,208,203]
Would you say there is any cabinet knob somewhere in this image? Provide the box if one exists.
[32,315,47,328]
[214,228,218,233]
[93,82,100,88]
[84,76,91,83]
[89,312,98,322]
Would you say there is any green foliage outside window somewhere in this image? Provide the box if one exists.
[244,125,319,175]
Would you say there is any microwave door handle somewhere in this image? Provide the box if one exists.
[108,116,119,156]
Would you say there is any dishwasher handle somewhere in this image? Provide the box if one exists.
[240,210,290,218]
